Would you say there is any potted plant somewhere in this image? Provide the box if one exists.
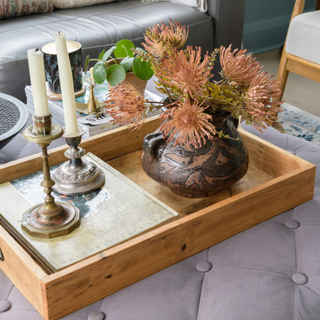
[84,39,154,95]
[102,19,285,198]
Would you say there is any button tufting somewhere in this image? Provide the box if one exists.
[285,221,300,229]
[196,261,212,273]
[291,273,308,285]
[88,312,105,320]
[0,301,11,312]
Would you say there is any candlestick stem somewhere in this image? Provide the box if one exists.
[52,125,105,195]
[39,145,63,217]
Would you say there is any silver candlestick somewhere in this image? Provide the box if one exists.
[52,125,105,195]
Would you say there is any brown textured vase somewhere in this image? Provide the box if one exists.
[141,111,249,198]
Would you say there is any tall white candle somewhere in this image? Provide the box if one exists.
[27,49,50,117]
[54,32,79,136]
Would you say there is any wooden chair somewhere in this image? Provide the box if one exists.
[276,0,320,101]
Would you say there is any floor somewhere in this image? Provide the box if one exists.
[255,49,320,117]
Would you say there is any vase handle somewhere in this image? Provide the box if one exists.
[143,132,165,160]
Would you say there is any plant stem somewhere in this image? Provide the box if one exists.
[161,83,173,103]
[145,100,167,105]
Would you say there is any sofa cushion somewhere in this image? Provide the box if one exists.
[0,1,214,102]
[0,0,53,19]
[286,11,320,65]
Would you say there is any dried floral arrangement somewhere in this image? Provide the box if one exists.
[104,19,284,148]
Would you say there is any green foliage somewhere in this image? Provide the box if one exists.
[114,40,135,58]
[101,46,116,62]
[84,40,153,86]
[120,57,134,72]
[98,50,105,60]
[92,61,107,84]
[84,55,90,75]
[132,57,154,80]
[107,64,126,86]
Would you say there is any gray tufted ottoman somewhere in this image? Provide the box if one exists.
[1,124,320,320]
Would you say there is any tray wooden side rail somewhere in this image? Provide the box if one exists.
[0,116,316,320]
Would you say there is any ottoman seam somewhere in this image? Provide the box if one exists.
[5,284,14,301]
[196,249,209,320]
[293,207,298,320]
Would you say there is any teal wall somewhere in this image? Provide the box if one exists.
[243,0,317,54]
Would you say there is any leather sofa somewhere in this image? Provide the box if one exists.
[0,0,246,103]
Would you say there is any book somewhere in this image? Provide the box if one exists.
[25,74,163,138]
[0,153,179,274]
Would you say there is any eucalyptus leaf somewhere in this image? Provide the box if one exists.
[102,46,116,63]
[92,61,107,84]
[120,57,134,72]
[98,49,105,60]
[107,64,126,86]
[132,57,154,81]
[84,55,90,74]
[114,39,135,58]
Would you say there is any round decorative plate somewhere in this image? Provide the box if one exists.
[0,93,28,142]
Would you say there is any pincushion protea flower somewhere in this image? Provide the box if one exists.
[155,46,212,99]
[143,18,189,60]
[220,45,263,85]
[104,19,284,149]
[104,82,149,130]
[244,72,284,131]
[160,100,216,148]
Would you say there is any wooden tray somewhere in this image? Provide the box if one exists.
[0,116,316,320]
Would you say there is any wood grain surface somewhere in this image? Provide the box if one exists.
[0,226,47,316]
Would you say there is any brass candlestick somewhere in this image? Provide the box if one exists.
[52,125,105,195]
[22,113,80,238]
[75,84,105,116]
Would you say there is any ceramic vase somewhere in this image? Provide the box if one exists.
[42,41,83,94]
[106,58,147,96]
[141,111,249,198]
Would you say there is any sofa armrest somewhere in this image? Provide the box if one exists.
[207,0,246,50]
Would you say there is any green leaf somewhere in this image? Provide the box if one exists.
[132,57,154,80]
[102,46,116,63]
[114,40,135,58]
[107,64,126,86]
[98,49,105,60]
[120,57,134,72]
[92,61,107,84]
[84,55,90,74]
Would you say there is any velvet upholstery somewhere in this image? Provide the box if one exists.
[1,124,320,319]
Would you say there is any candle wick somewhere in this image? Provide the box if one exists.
[35,48,39,52]
[58,31,61,34]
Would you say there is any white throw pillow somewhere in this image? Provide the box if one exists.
[169,0,207,12]
[51,0,116,9]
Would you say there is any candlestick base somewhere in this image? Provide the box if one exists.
[22,114,81,239]
[21,202,80,239]
[52,125,105,195]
